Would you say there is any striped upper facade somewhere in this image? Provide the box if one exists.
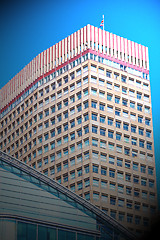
[0,24,149,114]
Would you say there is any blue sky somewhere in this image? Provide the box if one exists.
[0,0,160,207]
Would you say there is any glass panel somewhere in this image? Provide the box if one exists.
[58,229,76,240]
[17,222,36,240]
[38,225,56,240]
[77,233,95,240]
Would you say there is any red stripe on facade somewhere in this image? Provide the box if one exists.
[0,48,149,115]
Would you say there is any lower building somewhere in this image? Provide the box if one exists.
[0,150,135,240]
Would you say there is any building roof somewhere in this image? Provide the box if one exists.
[0,150,135,239]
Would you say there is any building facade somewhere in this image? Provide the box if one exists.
[0,25,158,236]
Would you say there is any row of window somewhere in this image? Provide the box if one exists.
[57,166,156,191]
[37,153,154,178]
[90,63,149,85]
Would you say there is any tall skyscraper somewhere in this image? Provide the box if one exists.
[0,24,158,236]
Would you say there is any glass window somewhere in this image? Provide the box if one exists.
[58,229,76,240]
[17,222,37,240]
[100,128,106,136]
[115,97,120,104]
[92,125,98,134]
[108,130,113,138]
[92,113,97,121]
[93,165,98,173]
[91,101,97,108]
[92,138,98,147]
[123,123,129,131]
[100,103,105,111]
[100,115,105,123]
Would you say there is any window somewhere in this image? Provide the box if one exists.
[138,116,143,123]
[145,106,150,114]
[108,118,113,126]
[107,82,112,89]
[84,125,89,134]
[100,103,105,111]
[99,79,104,86]
[100,128,106,136]
[147,142,152,150]
[91,88,97,95]
[139,140,144,148]
[101,167,107,176]
[85,165,89,174]
[122,87,127,94]
[114,84,120,91]
[121,76,126,83]
[115,109,120,116]
[91,101,97,108]
[116,121,121,128]
[109,169,115,178]
[107,94,112,101]
[83,88,88,96]
[100,115,105,123]
[109,156,115,164]
[84,113,89,121]
[100,140,106,149]
[116,133,121,141]
[92,138,98,147]
[122,99,127,106]
[93,165,98,173]
[84,151,89,160]
[123,123,129,131]
[124,148,130,155]
[137,104,142,111]
[115,97,120,104]
[106,71,111,78]
[57,126,61,134]
[131,125,136,133]
[84,101,88,109]
[77,117,82,125]
[145,118,151,126]
[77,129,82,137]
[92,113,97,121]
[108,130,113,138]
[139,128,144,136]
[137,92,142,100]
[131,138,137,146]
[99,90,105,98]
[133,163,138,171]
[117,158,123,167]
[92,125,98,134]
[141,165,146,173]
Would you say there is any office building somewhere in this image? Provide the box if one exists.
[0,24,158,235]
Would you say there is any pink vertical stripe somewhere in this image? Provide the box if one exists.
[145,46,147,64]
[105,31,107,47]
[141,45,143,60]
[127,40,129,55]
[90,25,92,41]
[94,26,96,43]
[86,26,88,42]
[137,44,140,59]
